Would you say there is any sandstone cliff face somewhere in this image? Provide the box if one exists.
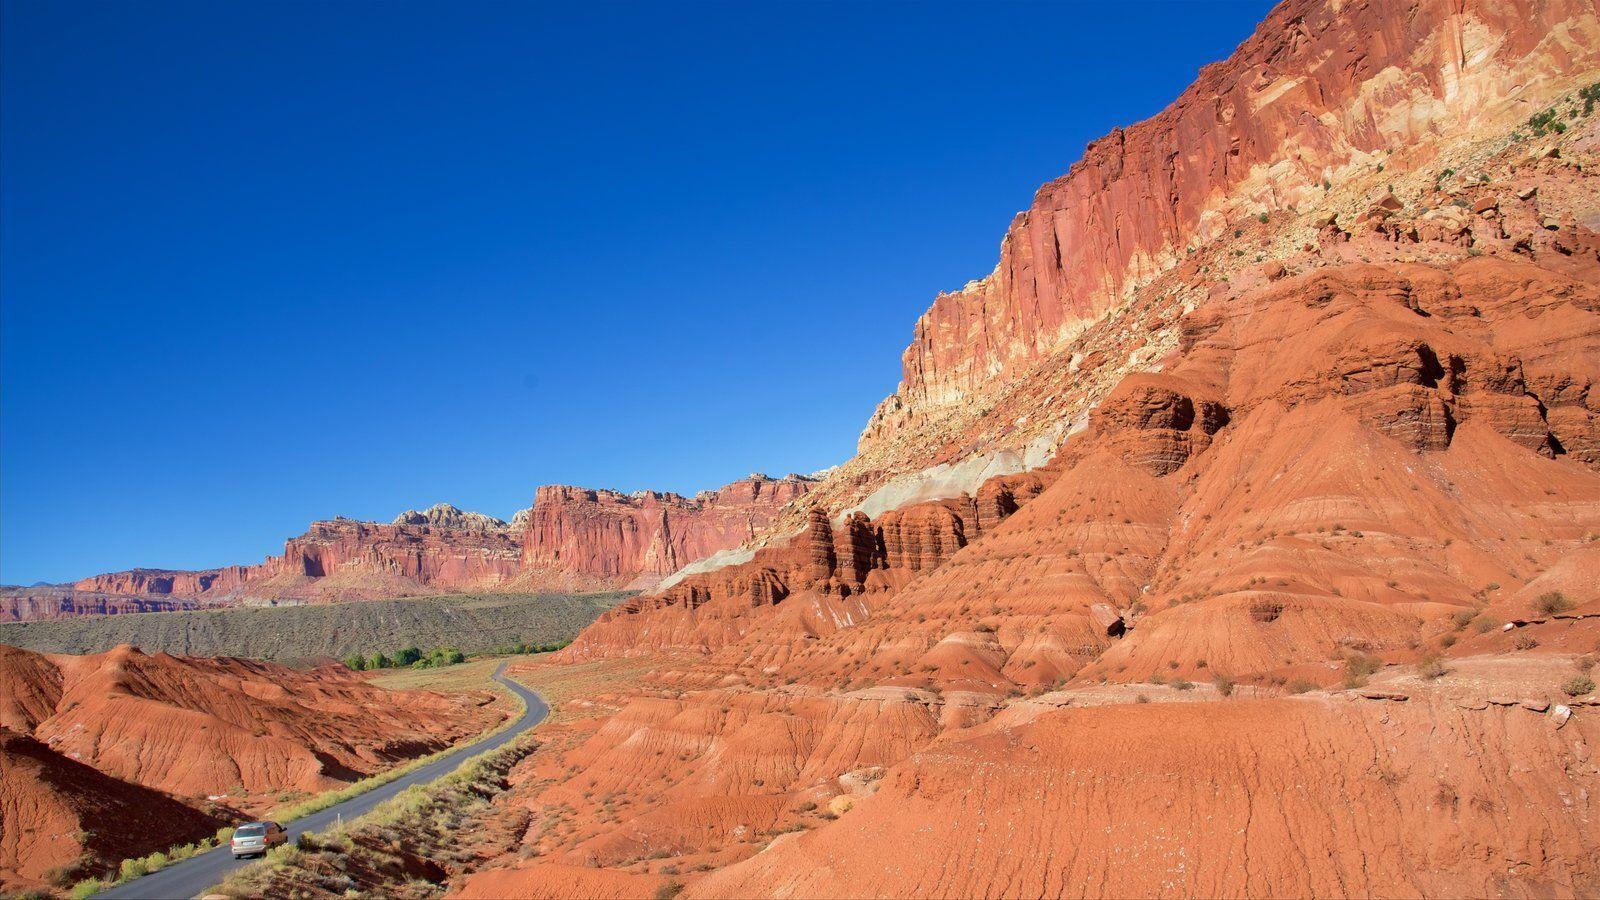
[861,0,1600,454]
[11,476,809,619]
[260,517,526,600]
[485,250,1600,897]
[63,518,523,605]
[0,586,198,622]
[520,474,813,591]
[392,502,510,531]
[572,253,1600,679]
[471,6,1600,895]
[71,566,254,597]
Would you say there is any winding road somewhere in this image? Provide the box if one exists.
[96,664,547,900]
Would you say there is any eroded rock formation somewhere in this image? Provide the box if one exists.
[0,643,500,892]
[520,474,814,591]
[7,475,810,619]
[442,2,1600,897]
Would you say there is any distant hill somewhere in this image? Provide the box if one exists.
[0,592,626,663]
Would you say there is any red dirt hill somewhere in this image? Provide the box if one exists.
[0,644,495,805]
[445,0,1600,897]
[0,728,225,894]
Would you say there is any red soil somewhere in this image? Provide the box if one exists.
[444,1,1600,897]
[0,644,495,808]
[0,728,225,893]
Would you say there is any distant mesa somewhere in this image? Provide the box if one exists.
[5,473,811,620]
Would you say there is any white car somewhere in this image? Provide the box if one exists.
[230,821,287,858]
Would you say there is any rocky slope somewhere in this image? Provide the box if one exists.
[0,643,501,892]
[0,728,225,894]
[0,644,494,805]
[428,1,1600,898]
[5,476,809,620]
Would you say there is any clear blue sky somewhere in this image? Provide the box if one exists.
[1,0,1273,585]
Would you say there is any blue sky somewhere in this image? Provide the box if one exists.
[1,0,1273,585]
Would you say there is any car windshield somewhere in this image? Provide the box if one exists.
[235,825,266,837]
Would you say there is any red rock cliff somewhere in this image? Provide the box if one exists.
[864,0,1600,448]
[12,478,814,618]
[521,474,813,591]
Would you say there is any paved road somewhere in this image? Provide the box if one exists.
[97,664,547,900]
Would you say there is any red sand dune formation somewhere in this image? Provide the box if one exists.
[1,474,812,621]
[0,644,496,892]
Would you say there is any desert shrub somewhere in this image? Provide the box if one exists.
[1286,679,1316,695]
[1213,674,1235,697]
[1472,616,1500,634]
[69,881,109,900]
[1528,107,1565,135]
[1417,654,1447,679]
[1563,676,1596,697]
[1346,653,1382,678]
[117,857,150,881]
[1512,632,1539,651]
[1536,592,1575,615]
[655,880,685,900]
[1171,678,1194,691]
[1451,609,1475,629]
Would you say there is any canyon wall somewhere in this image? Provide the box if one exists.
[520,474,814,591]
[862,0,1600,451]
[5,477,813,620]
[0,586,198,623]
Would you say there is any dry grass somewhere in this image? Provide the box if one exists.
[368,654,527,693]
[504,656,658,722]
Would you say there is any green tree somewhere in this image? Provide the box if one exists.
[367,652,391,670]
[395,646,423,666]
